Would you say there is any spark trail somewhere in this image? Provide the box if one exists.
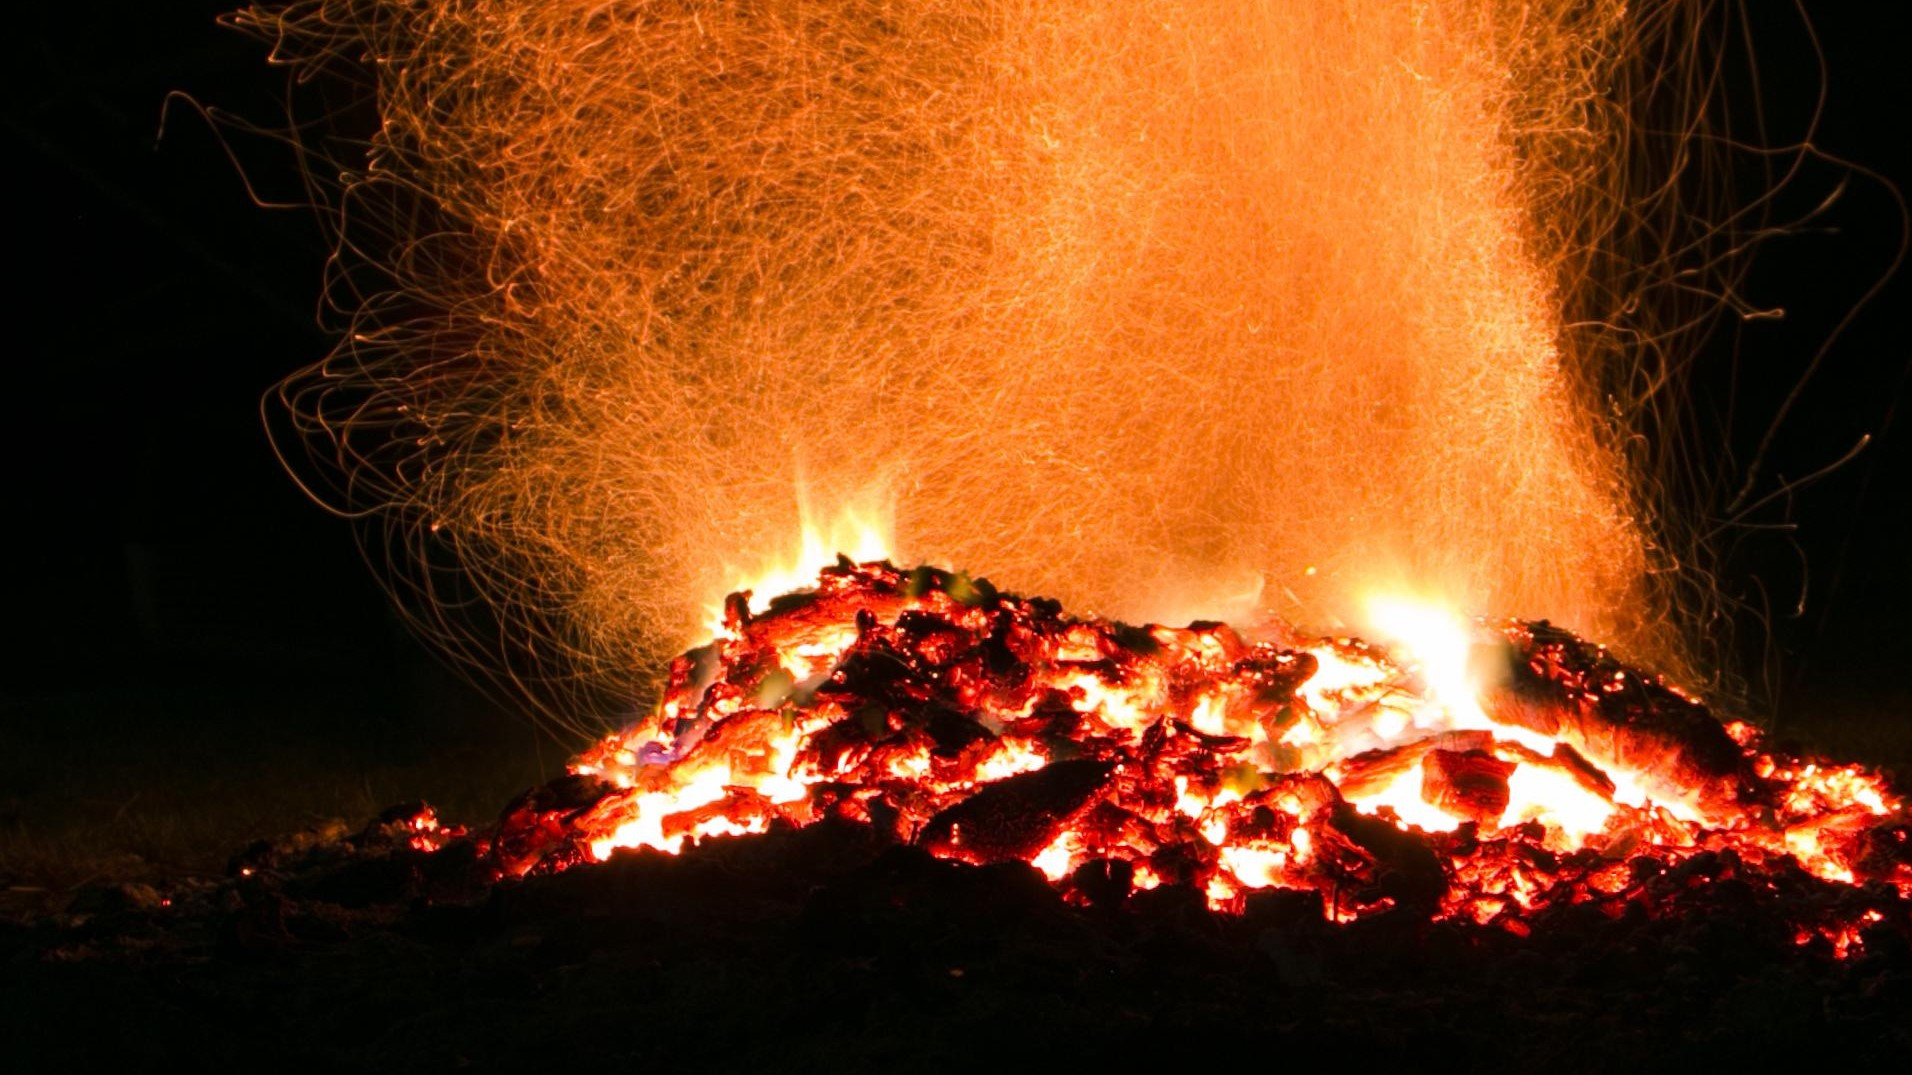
[238,1,1684,725]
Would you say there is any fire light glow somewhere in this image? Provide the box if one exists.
[230,2,1908,952]
[239,0,1703,728]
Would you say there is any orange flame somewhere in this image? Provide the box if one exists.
[707,500,893,637]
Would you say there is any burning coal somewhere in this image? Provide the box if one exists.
[400,561,1906,953]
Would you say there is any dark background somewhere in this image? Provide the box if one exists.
[1,2,1905,880]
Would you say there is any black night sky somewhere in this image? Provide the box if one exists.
[5,1,1907,813]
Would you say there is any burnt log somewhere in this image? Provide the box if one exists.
[917,759,1115,862]
[1422,749,1516,825]
[492,775,619,876]
[1335,742,1431,802]
[1070,857,1135,908]
[1481,622,1751,807]
[1326,802,1447,917]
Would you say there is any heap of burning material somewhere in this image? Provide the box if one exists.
[422,561,1905,949]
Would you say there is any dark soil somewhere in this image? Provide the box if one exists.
[5,816,1908,1073]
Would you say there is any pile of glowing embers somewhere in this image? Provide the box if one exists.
[429,560,1910,954]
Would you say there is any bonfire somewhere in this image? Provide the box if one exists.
[374,559,1910,957]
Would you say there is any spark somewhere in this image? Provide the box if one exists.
[233,0,1694,727]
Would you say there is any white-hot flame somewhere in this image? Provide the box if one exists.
[707,503,892,636]
[1361,594,1551,755]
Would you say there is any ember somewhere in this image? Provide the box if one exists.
[430,560,1909,950]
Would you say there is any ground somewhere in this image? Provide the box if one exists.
[3,676,1910,1071]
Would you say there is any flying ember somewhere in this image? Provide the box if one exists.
[433,559,1909,948]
